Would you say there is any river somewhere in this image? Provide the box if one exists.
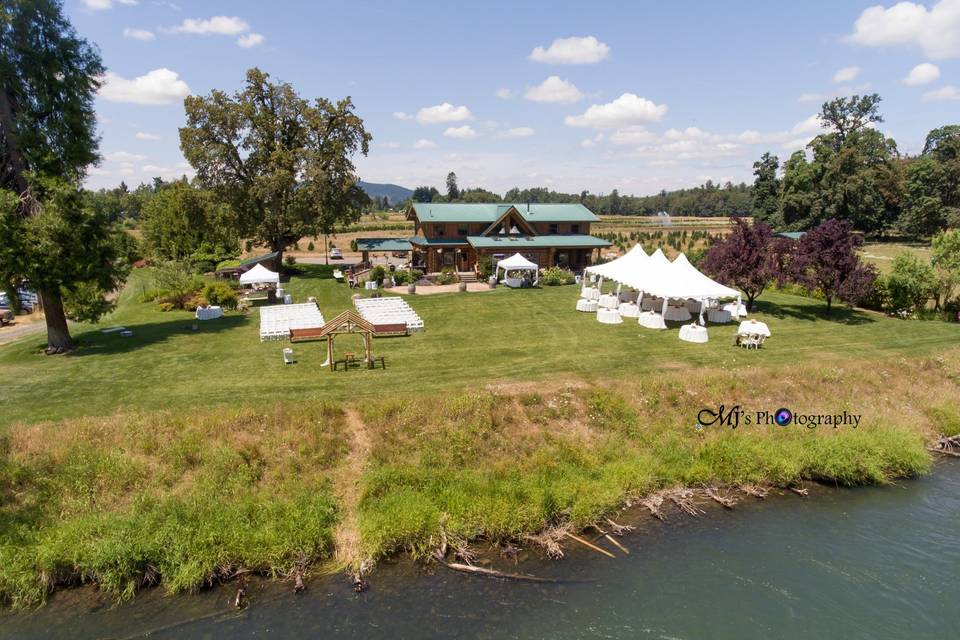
[3,461,958,639]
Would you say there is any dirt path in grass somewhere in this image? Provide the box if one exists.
[331,409,373,571]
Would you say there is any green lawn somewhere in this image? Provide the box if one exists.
[861,241,933,274]
[1,264,959,428]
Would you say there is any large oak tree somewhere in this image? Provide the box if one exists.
[1,0,129,353]
[179,68,371,267]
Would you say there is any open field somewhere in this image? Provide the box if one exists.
[860,241,934,274]
[2,265,960,428]
[2,266,960,606]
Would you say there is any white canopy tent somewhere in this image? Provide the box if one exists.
[239,263,280,286]
[580,245,743,323]
[496,253,539,287]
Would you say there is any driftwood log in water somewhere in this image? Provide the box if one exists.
[790,486,809,497]
[604,534,630,555]
[706,488,738,509]
[442,561,590,584]
[605,517,635,535]
[930,434,960,457]
[740,484,770,499]
[565,532,616,558]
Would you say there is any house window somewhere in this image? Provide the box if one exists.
[571,223,580,234]
[549,223,559,234]
[435,225,444,236]
[458,226,468,236]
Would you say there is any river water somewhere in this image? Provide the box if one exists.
[4,461,958,640]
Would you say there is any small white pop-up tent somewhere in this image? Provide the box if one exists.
[239,263,280,286]
[496,253,539,288]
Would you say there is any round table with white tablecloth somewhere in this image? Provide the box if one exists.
[707,308,732,324]
[580,286,600,300]
[598,294,620,309]
[638,311,667,329]
[576,298,598,313]
[723,301,747,317]
[663,304,692,322]
[597,307,623,324]
[684,299,703,314]
[737,319,770,337]
[640,297,659,312]
[679,323,708,343]
[618,302,640,318]
[195,305,223,321]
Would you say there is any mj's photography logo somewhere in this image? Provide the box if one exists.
[695,405,860,430]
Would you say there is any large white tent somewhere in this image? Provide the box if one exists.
[239,263,280,286]
[582,245,742,322]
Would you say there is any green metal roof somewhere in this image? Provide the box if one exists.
[355,237,413,252]
[407,236,469,247]
[239,251,279,266]
[409,202,599,223]
[466,234,611,249]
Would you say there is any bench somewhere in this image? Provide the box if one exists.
[289,327,326,342]
[373,323,408,337]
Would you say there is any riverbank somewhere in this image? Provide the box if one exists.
[2,351,957,608]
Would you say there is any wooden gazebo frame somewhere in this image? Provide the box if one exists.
[315,309,376,371]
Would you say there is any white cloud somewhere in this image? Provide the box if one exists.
[903,62,940,85]
[565,93,668,129]
[524,75,583,103]
[443,125,478,139]
[135,132,162,141]
[413,139,437,149]
[580,133,605,148]
[798,92,824,103]
[105,151,146,162]
[922,85,960,100]
[123,28,155,41]
[98,68,191,105]
[393,111,413,121]
[415,102,473,124]
[849,0,960,59]
[495,88,513,99]
[84,0,138,9]
[791,114,825,136]
[237,33,264,48]
[608,126,653,145]
[833,66,861,82]
[170,16,250,35]
[529,35,610,64]
[504,127,535,137]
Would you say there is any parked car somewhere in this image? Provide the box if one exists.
[0,307,12,326]
[329,247,343,259]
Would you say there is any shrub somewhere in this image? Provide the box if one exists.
[435,267,457,285]
[307,241,315,252]
[157,301,175,312]
[183,295,209,312]
[285,255,297,266]
[202,282,239,310]
[394,269,423,285]
[884,252,936,316]
[476,255,494,280]
[370,265,387,285]
[350,239,358,252]
[541,266,575,286]
[154,261,204,309]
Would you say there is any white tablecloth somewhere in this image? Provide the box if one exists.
[738,320,770,337]
[707,308,732,324]
[576,298,598,312]
[679,324,709,343]
[618,302,641,318]
[638,311,667,329]
[640,297,658,312]
[580,286,600,300]
[598,294,620,309]
[597,307,623,324]
[724,302,747,317]
[195,306,223,321]
[663,305,692,322]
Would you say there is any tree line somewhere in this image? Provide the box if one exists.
[408,172,753,216]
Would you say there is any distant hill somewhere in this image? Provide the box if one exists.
[358,181,413,206]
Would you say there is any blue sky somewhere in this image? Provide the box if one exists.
[72,0,960,196]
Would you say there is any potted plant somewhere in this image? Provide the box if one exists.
[458,281,467,292]
[488,275,497,289]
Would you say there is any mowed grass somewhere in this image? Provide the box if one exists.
[2,264,959,428]
[861,241,934,274]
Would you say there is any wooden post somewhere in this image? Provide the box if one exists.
[327,336,334,371]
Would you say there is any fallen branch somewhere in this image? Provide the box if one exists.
[789,486,809,497]
[604,534,630,555]
[740,484,769,499]
[668,489,704,516]
[605,517,635,535]
[706,488,738,509]
[565,532,616,558]
[442,561,583,583]
[640,495,666,520]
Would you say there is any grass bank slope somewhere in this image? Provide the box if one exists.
[2,353,958,607]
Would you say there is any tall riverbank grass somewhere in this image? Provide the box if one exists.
[1,352,957,607]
